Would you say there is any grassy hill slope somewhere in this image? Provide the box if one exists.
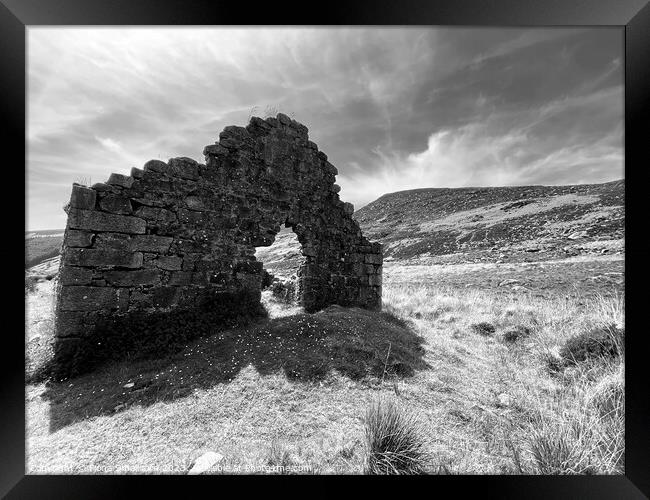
[25,231,64,269]
[354,180,624,264]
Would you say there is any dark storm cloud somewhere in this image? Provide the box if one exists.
[27,27,622,230]
[388,28,622,154]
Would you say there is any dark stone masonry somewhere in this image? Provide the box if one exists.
[53,113,382,363]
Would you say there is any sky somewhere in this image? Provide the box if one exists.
[27,27,623,231]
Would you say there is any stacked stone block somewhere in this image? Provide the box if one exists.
[54,113,382,350]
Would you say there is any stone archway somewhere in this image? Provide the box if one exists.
[54,113,382,356]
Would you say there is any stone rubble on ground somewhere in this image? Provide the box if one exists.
[496,393,512,408]
[187,452,224,475]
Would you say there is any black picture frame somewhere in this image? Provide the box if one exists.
[4,0,649,497]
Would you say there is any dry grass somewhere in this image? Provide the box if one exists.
[363,397,430,474]
[26,266,624,474]
[382,279,624,475]
[526,370,624,475]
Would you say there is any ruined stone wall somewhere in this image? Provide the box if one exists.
[54,113,382,350]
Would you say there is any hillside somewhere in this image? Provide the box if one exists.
[25,230,63,269]
[354,180,624,264]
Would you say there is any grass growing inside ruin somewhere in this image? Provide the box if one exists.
[26,272,624,474]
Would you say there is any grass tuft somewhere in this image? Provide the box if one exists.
[265,440,296,474]
[588,366,624,421]
[502,325,531,343]
[363,397,429,475]
[528,423,594,474]
[559,324,623,366]
[471,322,496,336]
[527,395,624,475]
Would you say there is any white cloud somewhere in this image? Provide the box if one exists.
[339,114,623,209]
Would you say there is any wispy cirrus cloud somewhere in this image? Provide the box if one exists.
[339,84,623,206]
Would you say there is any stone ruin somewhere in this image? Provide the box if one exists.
[53,113,383,360]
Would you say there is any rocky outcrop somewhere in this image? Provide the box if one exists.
[53,114,382,364]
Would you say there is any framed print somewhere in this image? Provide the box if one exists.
[4,0,649,497]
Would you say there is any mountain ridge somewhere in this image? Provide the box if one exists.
[352,179,624,265]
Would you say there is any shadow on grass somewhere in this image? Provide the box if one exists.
[41,305,428,432]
